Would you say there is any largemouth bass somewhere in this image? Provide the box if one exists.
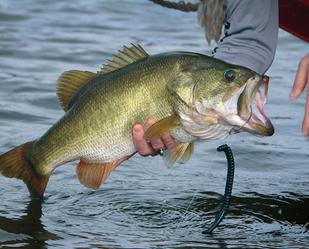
[0,44,274,197]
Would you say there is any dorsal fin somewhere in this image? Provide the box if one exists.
[56,44,148,111]
[57,70,96,111]
[101,44,149,74]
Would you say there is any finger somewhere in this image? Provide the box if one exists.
[302,82,309,136]
[290,56,309,100]
[132,124,155,156]
[161,132,177,150]
[146,117,165,150]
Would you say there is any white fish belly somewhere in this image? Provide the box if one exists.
[79,137,135,163]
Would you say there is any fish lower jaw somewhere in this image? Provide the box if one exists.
[245,116,274,136]
[246,98,274,136]
[237,111,274,137]
[239,76,274,136]
[220,112,273,137]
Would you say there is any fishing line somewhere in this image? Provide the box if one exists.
[230,105,253,135]
[173,186,200,234]
[172,144,235,234]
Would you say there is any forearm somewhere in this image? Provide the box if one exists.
[213,0,279,75]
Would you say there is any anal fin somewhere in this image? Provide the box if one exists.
[76,157,127,189]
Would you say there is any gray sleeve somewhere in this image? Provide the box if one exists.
[212,0,278,75]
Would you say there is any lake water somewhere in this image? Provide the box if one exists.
[0,0,308,248]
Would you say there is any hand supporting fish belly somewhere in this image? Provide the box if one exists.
[0,44,274,197]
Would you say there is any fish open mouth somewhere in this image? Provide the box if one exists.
[237,75,274,136]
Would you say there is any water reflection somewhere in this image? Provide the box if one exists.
[184,190,309,240]
[0,197,60,248]
[231,192,309,227]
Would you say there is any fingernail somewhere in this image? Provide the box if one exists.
[133,125,142,133]
[146,117,156,127]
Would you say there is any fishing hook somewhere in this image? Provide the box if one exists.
[229,105,253,135]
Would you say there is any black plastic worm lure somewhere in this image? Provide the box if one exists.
[204,144,235,234]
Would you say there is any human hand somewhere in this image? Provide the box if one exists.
[289,53,309,136]
[132,117,176,156]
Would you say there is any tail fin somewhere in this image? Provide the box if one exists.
[0,141,49,197]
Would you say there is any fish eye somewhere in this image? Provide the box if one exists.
[224,70,236,82]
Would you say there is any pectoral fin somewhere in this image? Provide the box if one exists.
[76,157,127,189]
[164,142,194,166]
[144,115,180,140]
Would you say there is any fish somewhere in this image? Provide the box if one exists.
[0,44,274,197]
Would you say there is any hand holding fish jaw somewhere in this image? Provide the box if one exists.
[289,53,309,136]
[132,117,177,156]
